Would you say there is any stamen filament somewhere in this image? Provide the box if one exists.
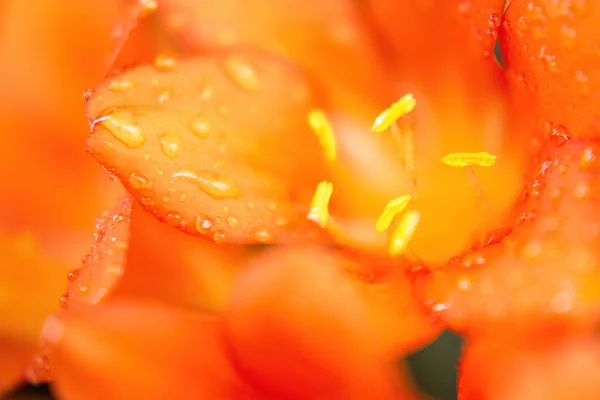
[375,195,412,233]
[308,110,336,161]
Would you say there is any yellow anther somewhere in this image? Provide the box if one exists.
[441,152,497,168]
[375,195,412,233]
[388,210,421,257]
[308,110,336,161]
[371,94,416,133]
[307,181,334,228]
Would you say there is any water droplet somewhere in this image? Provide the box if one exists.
[227,215,239,227]
[222,57,259,91]
[160,133,182,159]
[67,270,80,282]
[139,0,158,17]
[83,89,94,100]
[195,215,213,234]
[157,89,172,104]
[172,170,240,199]
[96,109,145,148]
[154,53,177,72]
[166,212,182,226]
[213,230,228,243]
[190,116,210,138]
[251,228,274,243]
[580,147,596,167]
[129,171,150,189]
[107,78,133,92]
[546,122,570,146]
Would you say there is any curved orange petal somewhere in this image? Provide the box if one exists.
[500,0,600,139]
[0,233,69,345]
[86,48,329,244]
[0,339,35,395]
[47,300,259,400]
[458,334,600,399]
[159,0,393,113]
[61,196,133,312]
[115,203,249,312]
[364,0,505,94]
[414,139,600,335]
[226,245,437,399]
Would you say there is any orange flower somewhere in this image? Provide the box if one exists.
[7,0,600,398]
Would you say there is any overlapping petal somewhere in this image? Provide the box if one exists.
[414,138,600,335]
[47,300,259,400]
[501,0,600,139]
[159,0,394,113]
[86,48,330,244]
[116,203,249,312]
[458,334,600,399]
[226,245,437,399]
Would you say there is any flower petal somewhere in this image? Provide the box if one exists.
[459,334,600,399]
[115,203,249,312]
[364,0,505,93]
[47,300,258,400]
[61,196,133,311]
[86,48,328,244]
[500,0,600,139]
[0,339,35,395]
[0,233,69,344]
[159,0,393,112]
[414,139,600,335]
[226,245,437,399]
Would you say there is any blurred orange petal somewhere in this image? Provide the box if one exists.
[226,245,437,399]
[459,334,600,400]
[415,139,600,335]
[364,0,505,93]
[159,0,393,113]
[0,339,35,395]
[501,0,600,139]
[116,203,250,312]
[47,300,259,400]
[86,48,329,244]
[0,233,69,344]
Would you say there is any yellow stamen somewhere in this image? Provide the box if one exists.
[307,181,334,228]
[375,195,412,233]
[308,110,336,161]
[441,152,497,168]
[388,210,421,256]
[371,94,416,133]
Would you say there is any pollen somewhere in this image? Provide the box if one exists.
[375,195,412,233]
[308,110,336,161]
[388,210,421,257]
[307,181,334,228]
[441,152,497,168]
[371,94,416,133]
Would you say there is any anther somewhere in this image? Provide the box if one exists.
[307,181,334,228]
[371,94,416,133]
[388,210,421,256]
[308,110,336,162]
[376,195,412,233]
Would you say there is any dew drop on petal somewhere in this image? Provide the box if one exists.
[172,170,240,199]
[190,116,210,138]
[222,57,259,91]
[96,109,146,148]
[154,53,178,72]
[160,133,182,159]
